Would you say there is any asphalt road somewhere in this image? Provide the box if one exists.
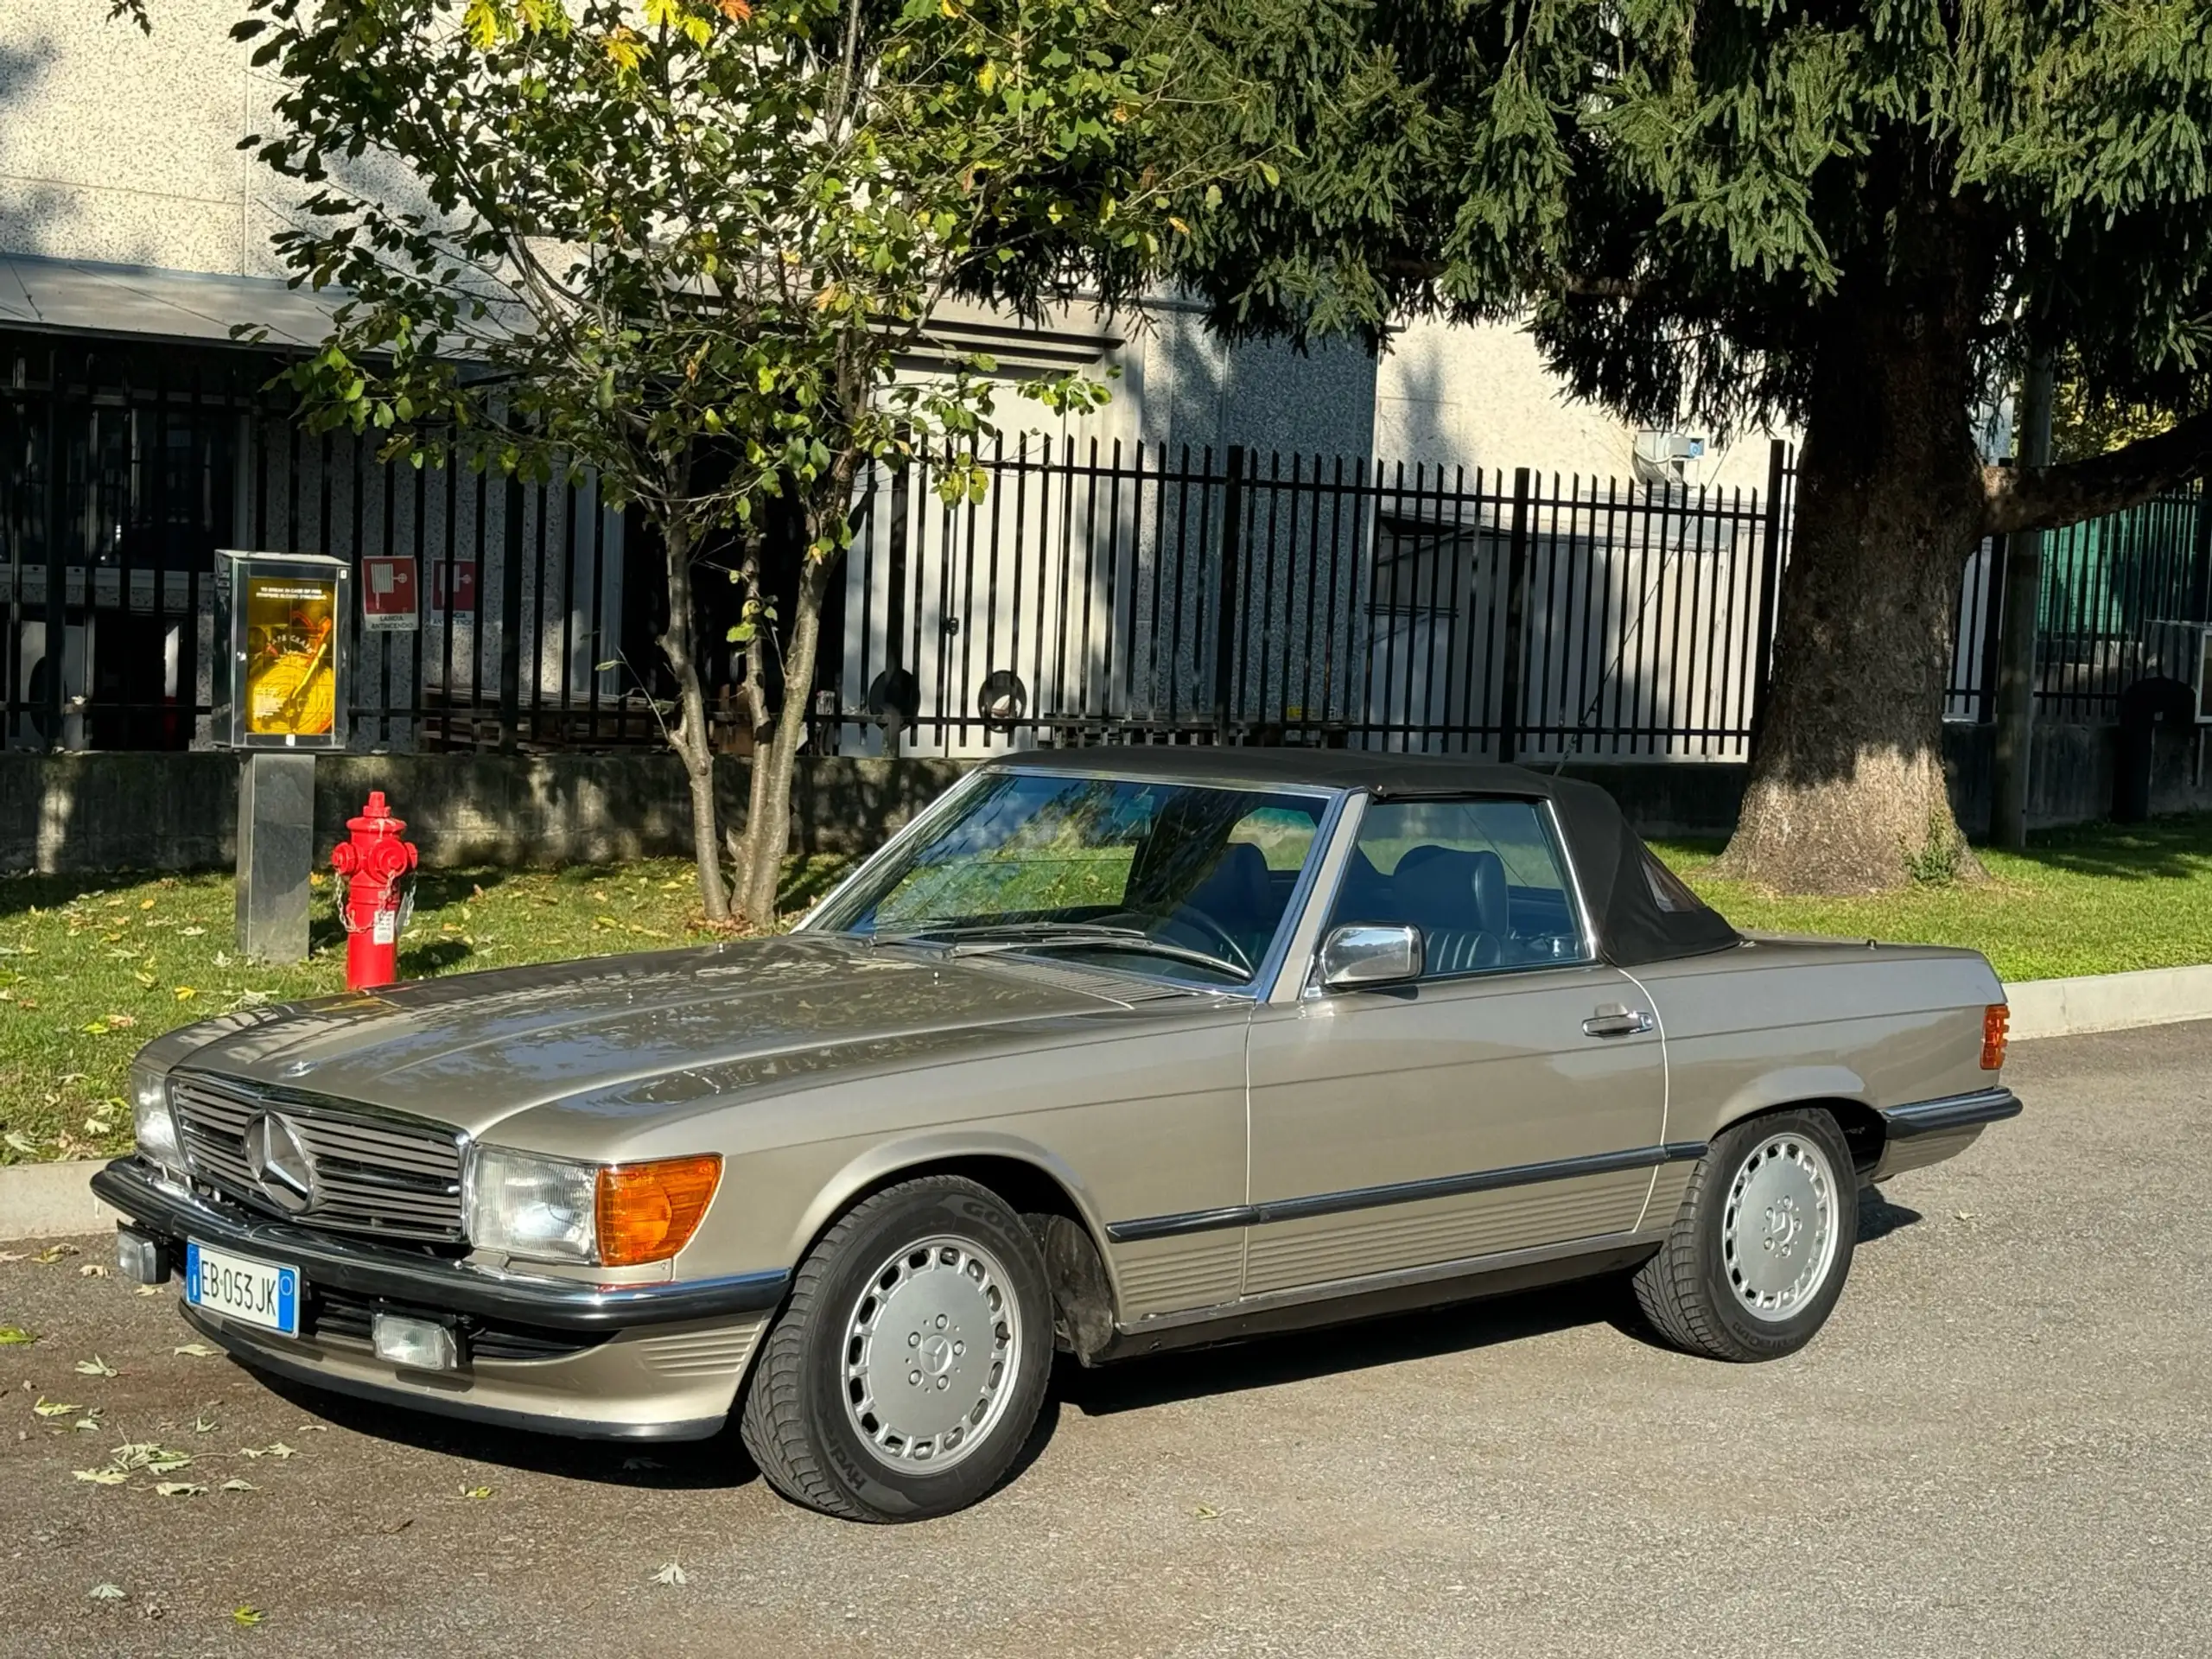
[3,1022,2208,1658]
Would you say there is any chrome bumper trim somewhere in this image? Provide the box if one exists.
[181,1306,727,1442]
[92,1159,788,1332]
[1880,1086,2023,1138]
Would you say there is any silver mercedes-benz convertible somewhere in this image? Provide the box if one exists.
[97,749,2019,1521]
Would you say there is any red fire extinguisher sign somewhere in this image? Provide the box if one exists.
[362,556,419,632]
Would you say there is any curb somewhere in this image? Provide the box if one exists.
[0,1157,119,1243]
[4,963,2209,1243]
[2003,962,2212,1042]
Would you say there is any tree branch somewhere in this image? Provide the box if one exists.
[1983,409,2212,536]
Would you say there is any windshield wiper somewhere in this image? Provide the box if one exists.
[864,922,1245,980]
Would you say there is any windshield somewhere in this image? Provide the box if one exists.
[809,770,1330,987]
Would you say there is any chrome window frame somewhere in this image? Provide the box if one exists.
[1287,791,1600,998]
[798,761,1350,1001]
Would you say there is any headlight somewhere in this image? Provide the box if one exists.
[464,1147,722,1268]
[464,1147,597,1263]
[130,1063,183,1175]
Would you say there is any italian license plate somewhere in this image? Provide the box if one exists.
[184,1241,301,1338]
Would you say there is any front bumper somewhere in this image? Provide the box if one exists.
[93,1158,786,1440]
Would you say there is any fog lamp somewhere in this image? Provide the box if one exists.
[372,1312,460,1372]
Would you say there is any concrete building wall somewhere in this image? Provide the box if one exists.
[0,0,275,276]
[1375,317,1793,493]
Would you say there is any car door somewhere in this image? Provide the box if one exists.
[1243,794,1667,1298]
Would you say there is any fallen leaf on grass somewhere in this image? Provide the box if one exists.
[88,1583,124,1600]
[32,1398,81,1417]
[460,1484,493,1500]
[239,1441,297,1460]
[154,1481,207,1498]
[35,1243,78,1264]
[73,1414,103,1431]
[134,1285,162,1297]
[0,1326,38,1345]
[80,1263,111,1279]
[173,1343,219,1358]
[181,926,207,938]
[219,1478,257,1492]
[73,1356,118,1377]
[174,986,197,1001]
[73,1467,129,1485]
[650,1561,688,1586]
[0,1249,25,1263]
[232,1606,264,1627]
[4,1132,43,1157]
[1955,1210,1980,1221]
[192,1414,219,1434]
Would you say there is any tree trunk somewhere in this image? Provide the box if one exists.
[1717,246,1994,893]
[732,554,835,926]
[657,521,733,922]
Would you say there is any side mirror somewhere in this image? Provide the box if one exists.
[1318,924,1424,990]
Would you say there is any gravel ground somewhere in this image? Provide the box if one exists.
[3,1022,2206,1658]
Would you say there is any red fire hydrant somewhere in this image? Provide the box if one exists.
[330,791,419,991]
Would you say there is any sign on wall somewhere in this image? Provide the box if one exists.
[362,555,420,632]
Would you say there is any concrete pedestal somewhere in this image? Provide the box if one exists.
[235,752,317,963]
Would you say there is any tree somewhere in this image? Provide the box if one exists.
[1165,0,2212,891]
[241,0,1213,920]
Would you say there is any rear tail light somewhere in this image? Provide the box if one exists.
[1980,1004,2009,1071]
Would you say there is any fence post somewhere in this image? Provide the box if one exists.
[2191,481,2212,624]
[1976,535,2008,724]
[40,345,63,751]
[1499,466,1532,763]
[497,472,525,752]
[1992,356,2056,851]
[1747,437,1789,753]
[1214,444,1246,741]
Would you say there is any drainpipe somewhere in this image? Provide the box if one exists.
[1991,355,2055,851]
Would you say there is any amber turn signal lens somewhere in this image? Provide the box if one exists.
[594,1154,722,1267]
[1980,1003,2010,1071]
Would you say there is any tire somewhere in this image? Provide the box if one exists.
[1632,1108,1859,1363]
[739,1175,1053,1522]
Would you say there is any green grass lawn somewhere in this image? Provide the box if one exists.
[1658,812,2212,984]
[6,813,2210,1167]
[0,855,847,1166]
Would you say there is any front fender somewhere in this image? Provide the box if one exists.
[785,1129,1122,1294]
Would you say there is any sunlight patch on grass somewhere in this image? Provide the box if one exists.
[1656,813,2212,985]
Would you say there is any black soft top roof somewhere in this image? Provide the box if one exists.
[988,748,1741,968]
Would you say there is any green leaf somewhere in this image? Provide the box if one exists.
[0,1325,37,1345]
[73,1355,118,1376]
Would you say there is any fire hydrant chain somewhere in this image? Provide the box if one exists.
[329,790,420,992]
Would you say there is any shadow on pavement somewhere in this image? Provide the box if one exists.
[1059,1276,1634,1419]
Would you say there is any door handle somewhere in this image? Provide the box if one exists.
[1583,1005,1656,1038]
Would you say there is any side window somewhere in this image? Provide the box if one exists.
[1325,798,1589,978]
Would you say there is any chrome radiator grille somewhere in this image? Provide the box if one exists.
[169,1074,467,1243]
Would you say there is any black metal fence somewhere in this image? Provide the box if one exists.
[836,438,1796,762]
[6,329,2208,761]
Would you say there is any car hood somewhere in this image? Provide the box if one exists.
[155,933,1192,1139]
